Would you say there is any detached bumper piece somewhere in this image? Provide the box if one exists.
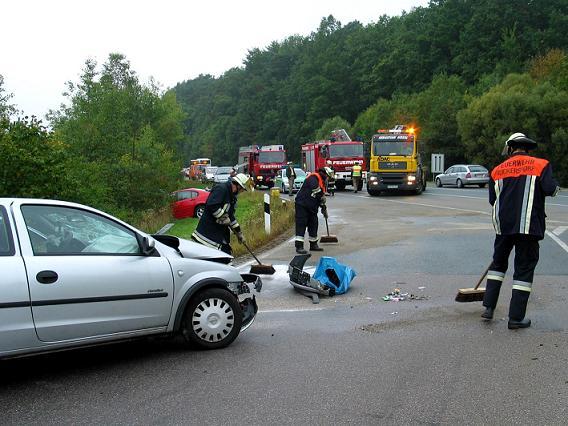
[238,274,263,331]
[288,254,334,304]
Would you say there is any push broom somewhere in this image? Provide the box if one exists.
[455,264,490,302]
[230,228,275,274]
[320,216,338,244]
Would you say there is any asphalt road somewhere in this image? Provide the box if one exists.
[1,185,567,425]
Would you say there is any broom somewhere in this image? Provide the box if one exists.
[242,240,276,275]
[455,264,490,302]
[320,216,338,244]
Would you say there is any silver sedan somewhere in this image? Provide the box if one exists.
[435,164,489,188]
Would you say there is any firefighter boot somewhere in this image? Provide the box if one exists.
[295,240,307,255]
[482,277,502,320]
[508,289,531,329]
[309,241,324,252]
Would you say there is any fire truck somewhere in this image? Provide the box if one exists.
[237,144,287,188]
[367,125,426,195]
[188,158,211,180]
[300,129,365,191]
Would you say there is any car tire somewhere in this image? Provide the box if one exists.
[181,288,242,350]
[457,179,464,188]
[336,181,346,191]
[368,189,380,196]
[435,178,442,187]
[195,205,205,218]
[478,183,487,188]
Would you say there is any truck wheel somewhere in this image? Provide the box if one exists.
[478,183,486,188]
[368,189,380,196]
[181,288,242,349]
[335,181,346,191]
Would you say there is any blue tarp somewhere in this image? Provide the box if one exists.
[312,256,356,295]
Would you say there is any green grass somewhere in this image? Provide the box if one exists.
[168,190,295,257]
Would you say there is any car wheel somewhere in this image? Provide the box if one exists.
[435,178,442,187]
[182,288,242,349]
[478,183,487,188]
[457,179,464,188]
[195,205,205,218]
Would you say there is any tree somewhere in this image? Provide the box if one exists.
[0,75,18,118]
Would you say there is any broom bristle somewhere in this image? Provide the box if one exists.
[249,264,276,275]
[455,288,485,303]
[320,235,338,243]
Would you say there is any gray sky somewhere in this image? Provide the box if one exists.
[1,0,429,119]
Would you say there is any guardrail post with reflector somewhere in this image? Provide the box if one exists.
[264,193,271,234]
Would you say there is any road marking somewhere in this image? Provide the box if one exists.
[353,194,490,215]
[552,226,567,236]
[546,230,568,255]
[423,191,567,207]
[259,307,326,313]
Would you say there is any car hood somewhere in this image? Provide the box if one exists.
[152,234,233,263]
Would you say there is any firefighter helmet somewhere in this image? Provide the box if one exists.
[231,173,252,191]
[319,167,334,178]
[502,132,537,155]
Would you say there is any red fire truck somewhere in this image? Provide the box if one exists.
[237,144,287,188]
[300,129,366,191]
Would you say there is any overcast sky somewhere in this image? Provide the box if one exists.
[1,0,429,119]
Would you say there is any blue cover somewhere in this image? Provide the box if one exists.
[312,256,356,295]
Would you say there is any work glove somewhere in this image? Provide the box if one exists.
[236,231,246,244]
[320,196,326,205]
[321,205,329,219]
[216,214,231,226]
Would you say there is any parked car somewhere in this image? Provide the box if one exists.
[214,166,234,183]
[435,164,489,188]
[274,167,307,193]
[204,166,218,182]
[171,188,210,219]
[0,198,261,359]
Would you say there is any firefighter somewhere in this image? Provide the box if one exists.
[294,167,333,254]
[482,133,560,329]
[351,161,362,193]
[326,160,336,196]
[191,173,251,255]
[285,161,296,196]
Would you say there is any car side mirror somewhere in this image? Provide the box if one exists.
[141,236,157,256]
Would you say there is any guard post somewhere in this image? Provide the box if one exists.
[264,193,271,234]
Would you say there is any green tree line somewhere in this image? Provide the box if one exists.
[1,0,567,223]
[174,0,567,183]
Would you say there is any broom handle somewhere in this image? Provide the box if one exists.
[325,216,331,237]
[231,228,262,265]
[474,264,491,290]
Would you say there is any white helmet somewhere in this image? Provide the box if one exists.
[231,173,251,191]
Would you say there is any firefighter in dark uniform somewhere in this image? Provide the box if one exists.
[326,160,336,196]
[192,173,251,255]
[294,167,333,254]
[482,133,560,329]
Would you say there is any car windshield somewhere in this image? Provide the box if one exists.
[259,151,286,163]
[329,144,363,158]
[285,168,306,178]
[468,165,487,172]
[206,167,217,174]
[372,135,415,156]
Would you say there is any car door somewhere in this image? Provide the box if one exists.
[456,166,466,184]
[15,202,174,343]
[174,190,197,219]
[0,205,38,352]
[441,167,453,185]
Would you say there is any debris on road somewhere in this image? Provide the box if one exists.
[382,288,429,302]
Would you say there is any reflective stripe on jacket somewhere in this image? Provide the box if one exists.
[296,173,325,213]
[352,165,362,177]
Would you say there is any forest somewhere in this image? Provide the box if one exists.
[1,0,567,222]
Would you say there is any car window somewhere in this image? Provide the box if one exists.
[176,191,191,201]
[21,205,141,256]
[295,168,306,176]
[189,191,199,199]
[0,206,15,256]
[468,165,487,172]
[446,167,454,174]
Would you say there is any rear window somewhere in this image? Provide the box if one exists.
[0,206,15,256]
[468,166,487,172]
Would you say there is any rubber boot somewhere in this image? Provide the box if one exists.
[508,289,530,329]
[309,242,324,252]
[482,279,502,311]
[481,307,494,320]
[295,240,307,254]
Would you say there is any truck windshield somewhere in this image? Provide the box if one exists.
[329,144,363,158]
[372,138,415,156]
[259,151,286,163]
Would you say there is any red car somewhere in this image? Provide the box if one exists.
[171,188,210,219]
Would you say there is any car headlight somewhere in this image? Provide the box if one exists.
[369,176,378,181]
[407,175,416,182]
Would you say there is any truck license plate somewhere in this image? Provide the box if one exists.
[387,185,398,189]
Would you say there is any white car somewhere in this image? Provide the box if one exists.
[214,166,234,183]
[204,166,218,182]
[0,198,261,359]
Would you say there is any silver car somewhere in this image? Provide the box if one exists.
[0,198,261,359]
[214,166,234,183]
[435,164,489,188]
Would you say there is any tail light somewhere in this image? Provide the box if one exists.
[466,172,472,178]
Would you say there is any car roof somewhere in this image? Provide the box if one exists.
[173,188,208,193]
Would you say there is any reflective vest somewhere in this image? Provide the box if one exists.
[352,164,362,177]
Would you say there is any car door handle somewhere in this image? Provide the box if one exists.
[36,270,59,284]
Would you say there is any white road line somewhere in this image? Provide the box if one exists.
[553,226,567,236]
[546,230,568,255]
[423,191,567,207]
[354,194,490,215]
[259,307,326,313]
